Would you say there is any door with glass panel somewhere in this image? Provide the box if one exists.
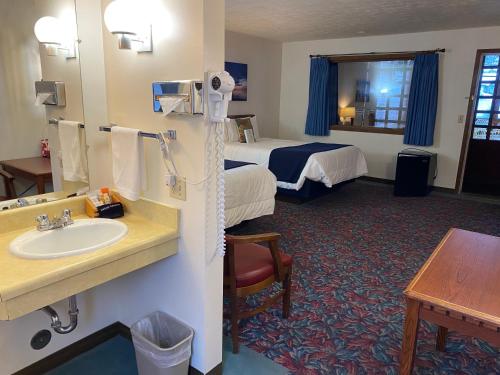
[462,50,500,195]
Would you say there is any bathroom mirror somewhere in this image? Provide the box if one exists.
[0,0,88,210]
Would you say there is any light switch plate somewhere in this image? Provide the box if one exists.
[170,177,186,201]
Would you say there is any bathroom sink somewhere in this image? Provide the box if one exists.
[9,219,128,259]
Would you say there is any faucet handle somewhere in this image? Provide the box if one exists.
[36,213,49,223]
[61,208,73,226]
[36,214,50,229]
[17,198,29,207]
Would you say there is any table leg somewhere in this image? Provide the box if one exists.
[400,298,421,375]
[36,176,45,194]
[436,326,448,352]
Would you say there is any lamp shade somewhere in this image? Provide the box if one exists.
[104,0,140,35]
[34,16,63,45]
[340,107,356,118]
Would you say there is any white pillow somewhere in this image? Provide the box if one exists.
[224,119,240,143]
[249,116,260,139]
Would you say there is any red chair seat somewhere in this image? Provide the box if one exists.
[234,243,292,288]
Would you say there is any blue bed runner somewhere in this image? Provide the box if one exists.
[224,160,255,170]
[268,142,350,183]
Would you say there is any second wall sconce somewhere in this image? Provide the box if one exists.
[34,16,76,58]
[104,0,153,52]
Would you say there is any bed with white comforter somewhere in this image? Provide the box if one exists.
[225,163,277,228]
[224,138,368,191]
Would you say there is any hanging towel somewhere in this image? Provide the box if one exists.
[58,120,89,183]
[111,126,146,201]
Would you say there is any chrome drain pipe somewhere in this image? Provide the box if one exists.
[40,295,79,334]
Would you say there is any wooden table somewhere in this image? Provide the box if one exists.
[400,228,500,374]
[0,157,52,194]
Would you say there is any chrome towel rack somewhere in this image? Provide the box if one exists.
[49,117,85,129]
[99,125,176,141]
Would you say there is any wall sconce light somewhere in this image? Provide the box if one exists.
[104,0,153,52]
[34,16,76,58]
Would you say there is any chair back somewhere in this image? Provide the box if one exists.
[0,170,16,201]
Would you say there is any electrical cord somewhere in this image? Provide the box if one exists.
[185,121,217,186]
[158,117,226,261]
[158,132,179,177]
[205,121,226,263]
[214,121,226,258]
[18,183,36,197]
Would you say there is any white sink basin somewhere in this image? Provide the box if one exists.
[9,219,128,259]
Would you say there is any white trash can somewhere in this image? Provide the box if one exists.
[131,311,194,375]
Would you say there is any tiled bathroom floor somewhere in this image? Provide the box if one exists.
[45,334,288,374]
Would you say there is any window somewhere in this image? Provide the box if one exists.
[370,60,413,129]
[332,54,415,134]
[471,53,500,141]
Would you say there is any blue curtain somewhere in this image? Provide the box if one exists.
[305,58,338,136]
[404,53,439,146]
[327,62,340,126]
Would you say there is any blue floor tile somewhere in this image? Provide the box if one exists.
[222,338,289,375]
[45,334,288,374]
[46,335,138,375]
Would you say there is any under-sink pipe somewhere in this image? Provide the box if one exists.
[40,295,79,334]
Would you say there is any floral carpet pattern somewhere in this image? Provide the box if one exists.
[228,182,500,374]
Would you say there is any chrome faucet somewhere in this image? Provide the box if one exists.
[36,209,74,231]
[9,198,30,209]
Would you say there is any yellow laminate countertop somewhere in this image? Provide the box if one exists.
[0,195,179,320]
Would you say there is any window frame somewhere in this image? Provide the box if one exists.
[330,52,417,135]
[470,53,500,141]
[456,48,500,192]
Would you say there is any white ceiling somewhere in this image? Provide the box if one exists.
[226,0,500,42]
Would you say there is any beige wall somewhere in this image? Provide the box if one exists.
[36,0,87,193]
[225,31,282,137]
[0,0,45,195]
[279,26,500,188]
[0,0,44,162]
[0,1,224,374]
[0,0,86,196]
[99,0,224,370]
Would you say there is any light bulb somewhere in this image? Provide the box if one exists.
[34,16,63,45]
[104,0,153,52]
[104,0,141,35]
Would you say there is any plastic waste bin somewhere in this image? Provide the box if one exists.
[131,311,194,375]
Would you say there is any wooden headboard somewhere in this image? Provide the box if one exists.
[228,114,255,119]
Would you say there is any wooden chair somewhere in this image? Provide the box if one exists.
[224,233,293,353]
[0,169,16,201]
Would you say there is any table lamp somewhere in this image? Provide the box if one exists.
[340,107,356,125]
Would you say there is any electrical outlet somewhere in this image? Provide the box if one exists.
[170,177,186,201]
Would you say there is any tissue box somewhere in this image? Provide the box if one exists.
[152,81,204,115]
[35,80,66,106]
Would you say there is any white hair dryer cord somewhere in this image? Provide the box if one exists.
[205,121,226,262]
[215,121,225,258]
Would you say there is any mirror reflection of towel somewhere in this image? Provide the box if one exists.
[111,126,146,201]
[58,120,88,183]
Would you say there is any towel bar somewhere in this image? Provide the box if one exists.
[99,125,176,141]
[49,118,85,128]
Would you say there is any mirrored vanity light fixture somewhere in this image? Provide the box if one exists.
[104,0,153,52]
[34,16,76,58]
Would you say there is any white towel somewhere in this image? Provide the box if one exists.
[58,120,89,183]
[111,126,146,201]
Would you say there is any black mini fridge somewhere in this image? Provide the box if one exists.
[394,149,437,196]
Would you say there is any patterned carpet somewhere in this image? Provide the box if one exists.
[228,181,500,374]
